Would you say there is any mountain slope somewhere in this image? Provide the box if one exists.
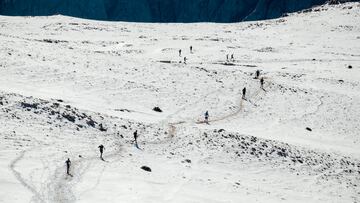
[0,2,359,203]
[0,0,349,22]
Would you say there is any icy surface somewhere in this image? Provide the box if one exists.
[0,2,360,203]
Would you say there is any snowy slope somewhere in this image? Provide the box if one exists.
[0,2,360,203]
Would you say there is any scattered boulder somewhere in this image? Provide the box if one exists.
[21,102,39,109]
[277,150,287,157]
[99,123,107,132]
[52,103,60,108]
[153,107,162,112]
[184,159,191,163]
[306,127,312,132]
[117,109,131,112]
[159,60,172,64]
[223,62,235,66]
[43,39,68,44]
[218,129,225,133]
[87,119,96,128]
[348,65,352,69]
[62,113,76,123]
[141,166,152,172]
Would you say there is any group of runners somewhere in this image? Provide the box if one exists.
[179,46,194,64]
[204,69,266,124]
[226,54,235,62]
[180,46,237,64]
[65,130,139,176]
[65,48,266,175]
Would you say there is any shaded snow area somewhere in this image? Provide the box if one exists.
[1,3,360,203]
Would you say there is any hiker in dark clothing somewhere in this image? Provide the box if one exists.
[255,70,260,79]
[134,130,138,146]
[242,87,247,99]
[190,46,193,53]
[204,111,209,123]
[184,57,187,64]
[65,158,71,175]
[98,145,105,159]
[260,77,264,89]
[179,49,182,57]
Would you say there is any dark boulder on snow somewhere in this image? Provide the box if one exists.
[62,113,76,123]
[159,60,172,64]
[153,107,162,112]
[306,127,312,132]
[21,102,39,109]
[141,166,152,172]
[86,119,96,128]
[277,150,288,157]
[98,123,107,132]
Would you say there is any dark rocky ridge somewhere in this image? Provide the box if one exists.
[0,0,357,22]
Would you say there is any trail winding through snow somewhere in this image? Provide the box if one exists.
[10,149,46,203]
[165,76,272,139]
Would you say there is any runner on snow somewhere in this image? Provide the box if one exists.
[204,111,209,123]
[134,130,139,147]
[98,144,105,159]
[255,70,260,79]
[65,158,71,175]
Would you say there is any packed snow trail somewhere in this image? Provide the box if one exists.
[10,149,46,203]
[183,76,273,125]
[196,79,272,124]
[167,76,271,142]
